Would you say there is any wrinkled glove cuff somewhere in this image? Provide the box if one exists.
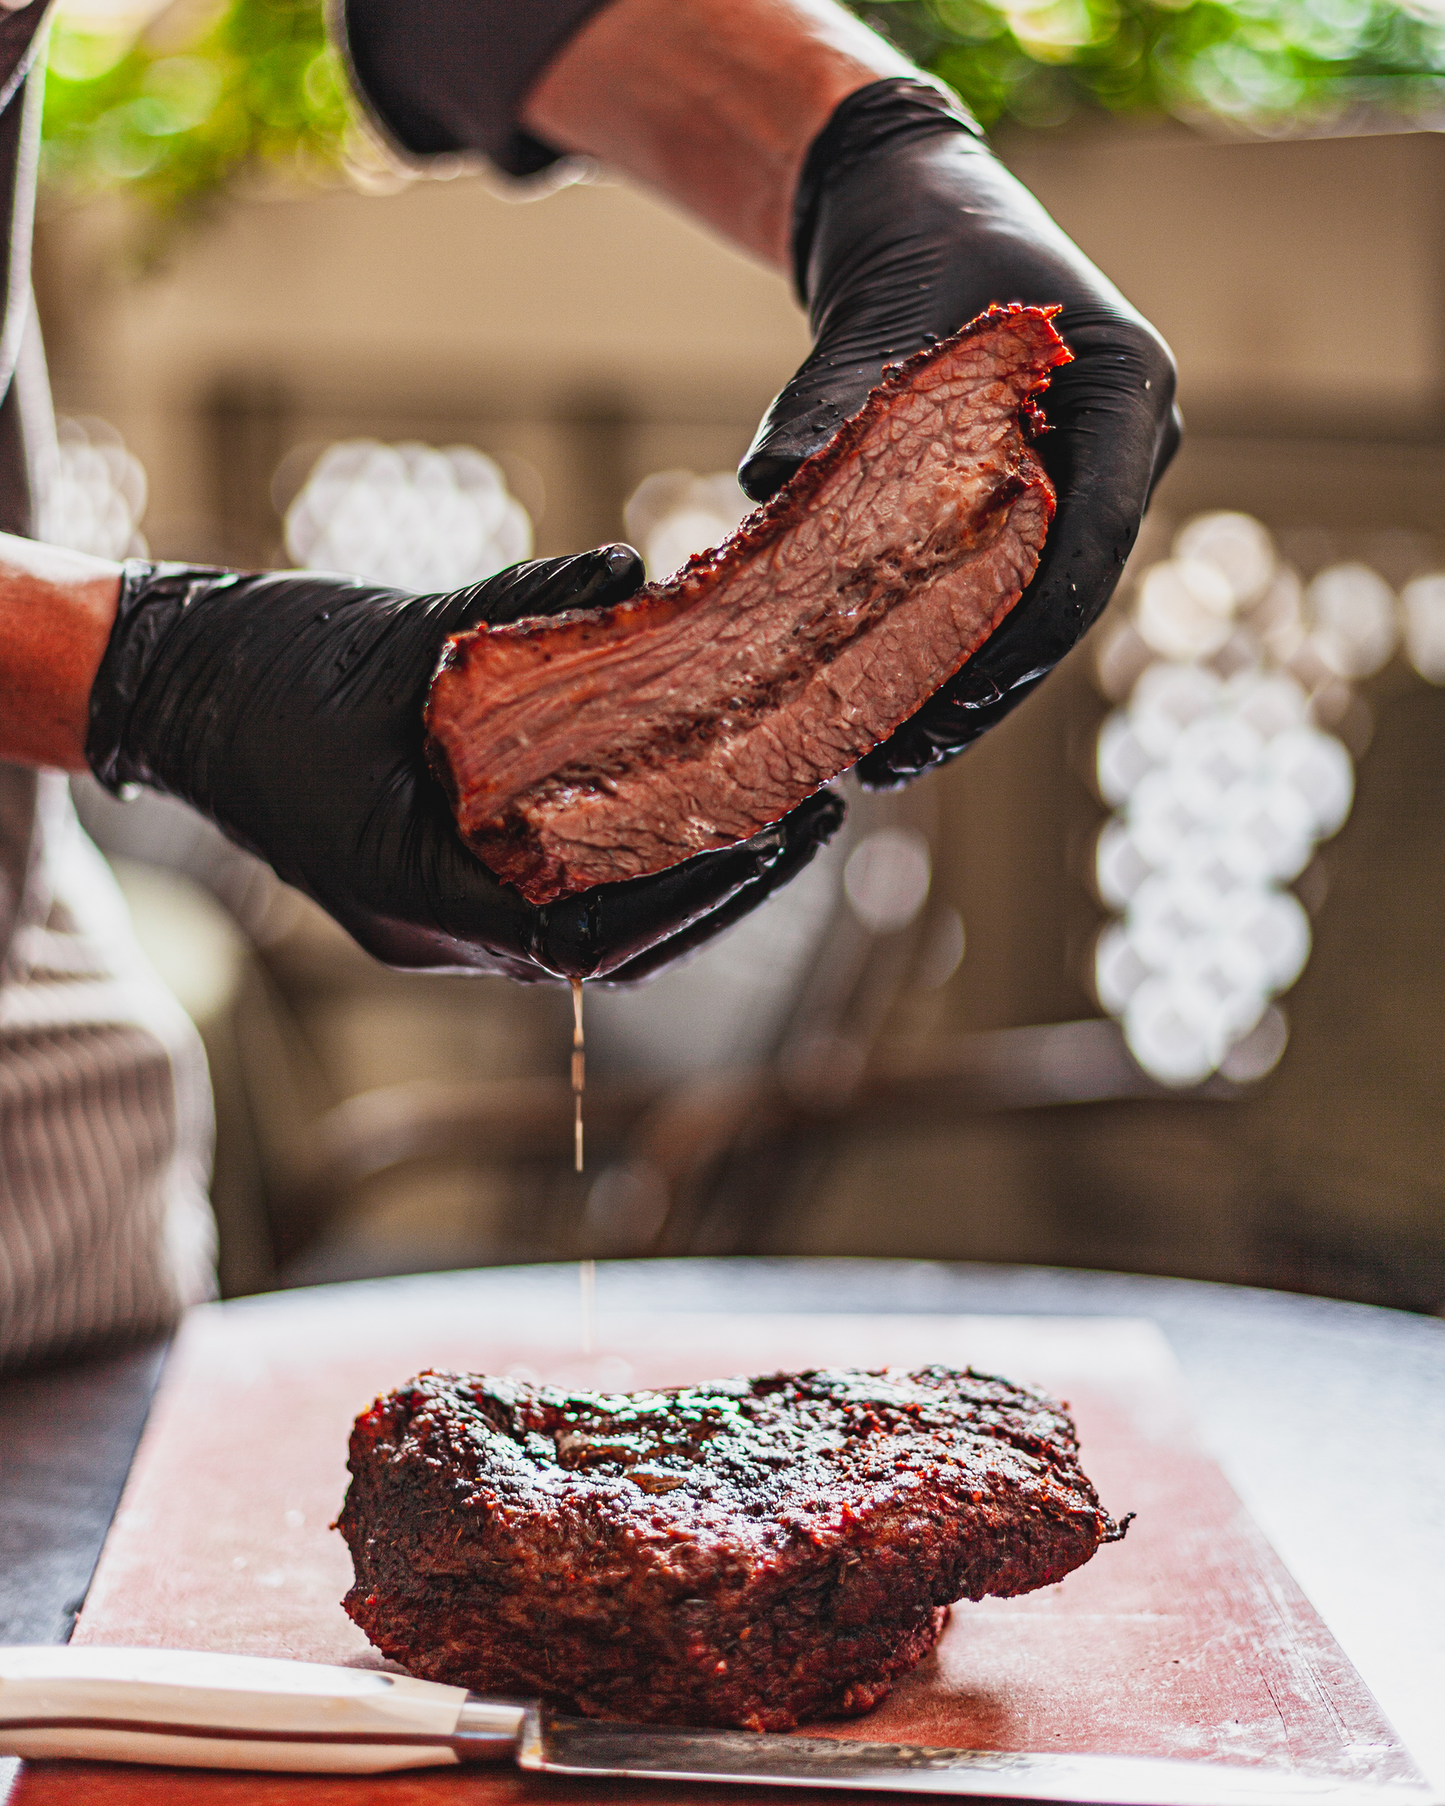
[85,560,235,794]
[789,77,986,305]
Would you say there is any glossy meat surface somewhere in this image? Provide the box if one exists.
[338,1363,1125,1730]
[426,306,1069,904]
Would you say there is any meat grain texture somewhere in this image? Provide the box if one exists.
[426,305,1069,905]
[338,1365,1126,1731]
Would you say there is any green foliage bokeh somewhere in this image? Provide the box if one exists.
[39,0,1445,221]
[42,0,351,216]
[862,0,1445,130]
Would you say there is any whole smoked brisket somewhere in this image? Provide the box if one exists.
[426,305,1069,905]
[338,1364,1127,1731]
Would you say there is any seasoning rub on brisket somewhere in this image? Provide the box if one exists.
[425,304,1070,905]
[338,1365,1126,1732]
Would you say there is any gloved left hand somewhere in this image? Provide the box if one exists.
[85,548,842,981]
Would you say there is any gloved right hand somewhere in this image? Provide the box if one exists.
[85,546,843,983]
[740,79,1181,788]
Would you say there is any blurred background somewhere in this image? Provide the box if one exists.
[36,0,1445,1308]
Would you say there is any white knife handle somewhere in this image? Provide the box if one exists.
[0,1646,523,1774]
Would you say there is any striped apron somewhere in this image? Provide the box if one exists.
[0,0,215,1370]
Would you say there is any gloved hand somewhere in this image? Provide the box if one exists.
[740,78,1180,786]
[86,548,842,981]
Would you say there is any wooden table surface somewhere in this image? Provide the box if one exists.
[3,1258,1443,1799]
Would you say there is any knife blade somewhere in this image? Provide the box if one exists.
[1,1647,1433,1802]
[525,1709,1434,1803]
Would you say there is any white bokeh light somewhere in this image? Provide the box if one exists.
[283,442,532,591]
[1135,558,1236,659]
[1400,574,1445,683]
[1091,510,1370,1088]
[1305,563,1399,678]
[624,471,752,580]
[39,417,149,560]
[843,828,932,934]
[1173,511,1275,605]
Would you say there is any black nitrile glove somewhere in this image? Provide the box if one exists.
[86,549,842,981]
[740,78,1181,786]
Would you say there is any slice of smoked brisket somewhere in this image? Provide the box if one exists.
[425,304,1070,905]
[338,1364,1126,1731]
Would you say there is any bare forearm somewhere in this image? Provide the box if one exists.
[522,0,914,268]
[0,534,121,770]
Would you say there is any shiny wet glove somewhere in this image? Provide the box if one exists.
[740,78,1181,785]
[85,548,841,981]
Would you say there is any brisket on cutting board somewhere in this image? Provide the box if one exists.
[426,304,1069,905]
[338,1365,1125,1731]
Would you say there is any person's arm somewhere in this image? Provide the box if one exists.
[0,535,119,770]
[521,0,911,268]
[526,0,1179,782]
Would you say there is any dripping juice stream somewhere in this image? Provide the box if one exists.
[570,978,585,1173]
[572,979,595,1356]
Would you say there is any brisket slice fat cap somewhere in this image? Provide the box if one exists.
[426,304,1069,905]
[338,1364,1127,1731]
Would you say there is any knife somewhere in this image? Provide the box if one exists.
[0,1647,1431,1802]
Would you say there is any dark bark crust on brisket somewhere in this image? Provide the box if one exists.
[338,1364,1125,1731]
[425,305,1070,905]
